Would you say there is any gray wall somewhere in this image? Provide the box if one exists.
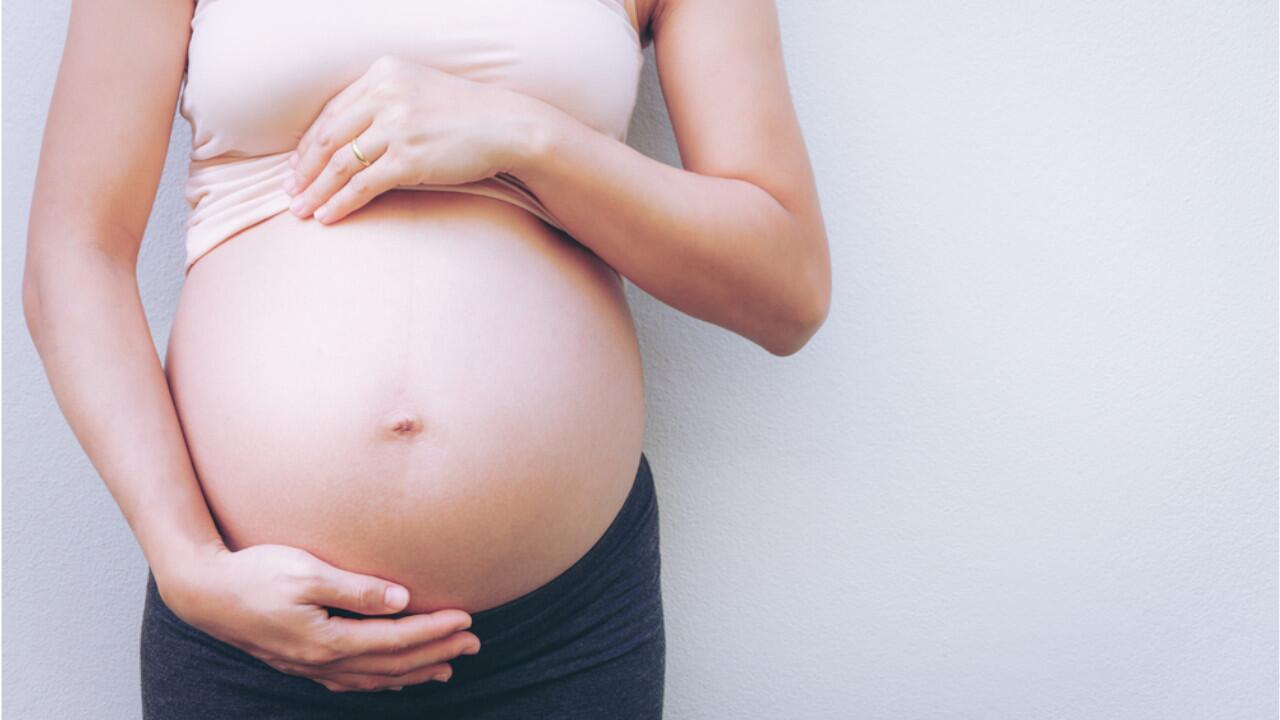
[5,1,1276,718]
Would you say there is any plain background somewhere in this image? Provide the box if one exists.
[4,1,1277,718]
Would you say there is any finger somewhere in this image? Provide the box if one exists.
[313,152,404,224]
[312,630,480,675]
[293,70,376,164]
[298,563,413,615]
[288,120,383,219]
[266,629,477,678]
[320,610,474,660]
[295,55,404,159]
[289,101,376,200]
[319,662,454,693]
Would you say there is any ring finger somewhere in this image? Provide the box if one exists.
[289,93,375,189]
[288,122,385,218]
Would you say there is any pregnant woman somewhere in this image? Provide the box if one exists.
[23,0,830,717]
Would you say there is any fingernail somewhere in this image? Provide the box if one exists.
[384,586,408,608]
[433,669,452,682]
[389,686,404,692]
[462,643,480,655]
[289,196,307,216]
[314,205,331,222]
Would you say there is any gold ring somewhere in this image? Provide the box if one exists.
[350,138,371,167]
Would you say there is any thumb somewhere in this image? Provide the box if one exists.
[304,564,410,615]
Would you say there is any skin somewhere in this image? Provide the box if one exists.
[288,0,831,356]
[23,0,828,695]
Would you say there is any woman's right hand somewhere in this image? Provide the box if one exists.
[156,541,482,693]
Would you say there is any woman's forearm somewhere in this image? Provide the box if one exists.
[506,104,830,356]
[23,241,225,596]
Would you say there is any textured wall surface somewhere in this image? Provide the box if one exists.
[4,1,1276,718]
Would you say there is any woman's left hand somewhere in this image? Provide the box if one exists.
[283,54,546,224]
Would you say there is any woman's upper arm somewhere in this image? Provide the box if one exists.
[648,0,825,230]
[27,0,193,267]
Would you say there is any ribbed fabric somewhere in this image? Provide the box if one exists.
[178,0,644,274]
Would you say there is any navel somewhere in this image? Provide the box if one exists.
[383,411,425,440]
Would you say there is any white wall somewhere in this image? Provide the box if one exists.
[4,1,1276,718]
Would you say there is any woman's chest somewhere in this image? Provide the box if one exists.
[180,0,643,159]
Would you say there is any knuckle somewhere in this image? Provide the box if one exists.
[357,582,384,609]
[281,563,323,592]
[294,648,323,665]
[297,648,325,665]
[295,578,326,601]
[372,77,402,100]
[380,634,407,655]
[386,157,415,185]
[299,643,338,665]
[383,104,408,126]
[284,556,320,580]
[321,634,349,659]
[352,677,381,691]
[326,151,349,173]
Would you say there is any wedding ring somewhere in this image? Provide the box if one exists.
[350,138,372,167]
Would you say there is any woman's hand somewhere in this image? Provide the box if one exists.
[283,54,548,224]
[157,542,482,693]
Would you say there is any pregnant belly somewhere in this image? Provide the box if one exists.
[165,189,647,614]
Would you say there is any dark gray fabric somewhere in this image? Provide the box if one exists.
[140,453,664,719]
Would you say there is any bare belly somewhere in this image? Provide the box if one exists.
[165,189,646,614]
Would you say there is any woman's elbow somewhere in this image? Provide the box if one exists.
[763,289,829,357]
[761,258,831,357]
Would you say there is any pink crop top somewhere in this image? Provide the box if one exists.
[177,0,645,274]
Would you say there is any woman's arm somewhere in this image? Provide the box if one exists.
[23,0,478,693]
[279,0,827,354]
[23,0,222,591]
[510,0,831,356]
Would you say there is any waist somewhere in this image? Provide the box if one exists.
[166,189,647,612]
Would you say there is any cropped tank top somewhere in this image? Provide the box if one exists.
[177,0,646,274]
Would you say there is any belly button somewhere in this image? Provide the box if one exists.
[383,412,425,439]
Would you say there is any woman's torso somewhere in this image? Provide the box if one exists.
[165,0,649,614]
